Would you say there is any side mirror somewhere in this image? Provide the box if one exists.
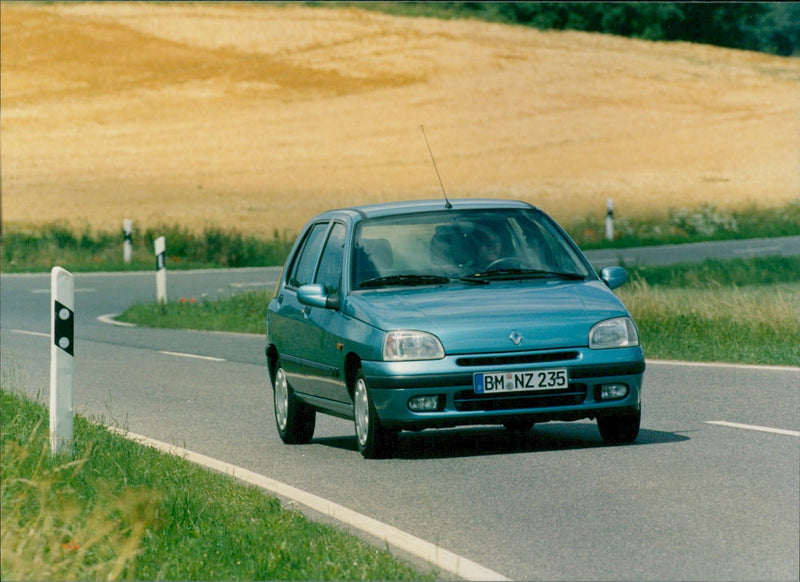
[601,266,628,290]
[297,284,340,309]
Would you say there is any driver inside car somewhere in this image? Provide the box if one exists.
[474,227,505,269]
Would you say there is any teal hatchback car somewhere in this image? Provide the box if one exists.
[266,199,644,458]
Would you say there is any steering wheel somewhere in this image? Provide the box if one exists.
[484,257,526,271]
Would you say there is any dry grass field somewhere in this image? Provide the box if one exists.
[2,1,798,237]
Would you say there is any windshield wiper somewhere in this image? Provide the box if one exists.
[359,274,451,289]
[467,268,586,282]
[458,276,490,285]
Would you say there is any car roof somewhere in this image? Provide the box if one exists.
[334,198,537,220]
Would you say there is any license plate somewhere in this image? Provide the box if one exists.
[474,368,568,394]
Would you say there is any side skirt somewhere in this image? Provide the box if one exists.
[295,392,354,421]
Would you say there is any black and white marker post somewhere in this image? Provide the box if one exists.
[50,266,74,456]
[155,235,167,304]
[606,198,615,242]
[123,219,133,264]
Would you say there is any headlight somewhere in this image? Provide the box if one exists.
[589,317,639,349]
[383,330,445,361]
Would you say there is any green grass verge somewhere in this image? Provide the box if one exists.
[118,292,272,335]
[0,388,433,581]
[1,222,295,274]
[572,201,800,250]
[618,282,800,366]
[622,257,800,365]
[625,256,800,288]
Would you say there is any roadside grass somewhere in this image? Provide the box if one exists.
[1,222,294,274]
[120,292,273,335]
[0,387,434,581]
[2,201,798,273]
[117,256,800,367]
[621,257,800,366]
[618,282,800,366]
[625,256,800,288]
[571,200,800,249]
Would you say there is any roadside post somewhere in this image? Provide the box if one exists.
[606,199,615,242]
[155,235,167,304]
[50,266,74,456]
[123,219,133,264]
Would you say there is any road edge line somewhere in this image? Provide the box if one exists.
[158,350,226,362]
[97,313,137,327]
[705,421,799,437]
[107,427,512,582]
[9,329,49,338]
[647,359,799,373]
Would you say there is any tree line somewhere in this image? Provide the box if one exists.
[364,2,800,56]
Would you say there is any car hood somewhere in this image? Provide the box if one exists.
[344,281,630,354]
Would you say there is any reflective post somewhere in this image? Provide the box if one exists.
[50,266,74,456]
[155,235,167,304]
[123,219,133,264]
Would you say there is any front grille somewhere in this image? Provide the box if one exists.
[454,383,588,412]
[456,351,579,367]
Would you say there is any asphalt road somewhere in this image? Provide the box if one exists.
[2,246,799,581]
[583,235,800,269]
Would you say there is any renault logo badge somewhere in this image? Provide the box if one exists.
[509,330,523,345]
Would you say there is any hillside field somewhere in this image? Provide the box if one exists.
[2,2,798,237]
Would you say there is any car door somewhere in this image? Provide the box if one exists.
[271,220,351,403]
[301,221,351,404]
[271,220,330,395]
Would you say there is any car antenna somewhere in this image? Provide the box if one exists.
[420,124,452,209]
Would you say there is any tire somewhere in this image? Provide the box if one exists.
[273,362,315,444]
[353,370,398,459]
[597,406,640,444]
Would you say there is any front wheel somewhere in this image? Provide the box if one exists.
[273,363,315,444]
[597,407,640,444]
[353,371,398,459]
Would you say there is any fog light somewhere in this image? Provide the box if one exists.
[408,395,439,412]
[600,384,629,400]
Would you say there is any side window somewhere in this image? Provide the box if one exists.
[287,222,328,288]
[315,223,346,295]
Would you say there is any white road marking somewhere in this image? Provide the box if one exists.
[31,288,96,293]
[10,329,49,338]
[96,313,137,327]
[107,428,512,582]
[93,314,261,337]
[706,421,799,437]
[648,359,800,374]
[229,281,272,288]
[733,245,780,255]
[158,350,226,362]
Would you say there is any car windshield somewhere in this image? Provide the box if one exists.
[352,208,591,289]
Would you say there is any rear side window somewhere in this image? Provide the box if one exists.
[287,222,328,288]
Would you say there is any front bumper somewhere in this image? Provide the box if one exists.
[361,347,644,430]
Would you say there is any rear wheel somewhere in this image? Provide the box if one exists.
[353,371,398,459]
[273,362,315,444]
[597,407,640,444]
